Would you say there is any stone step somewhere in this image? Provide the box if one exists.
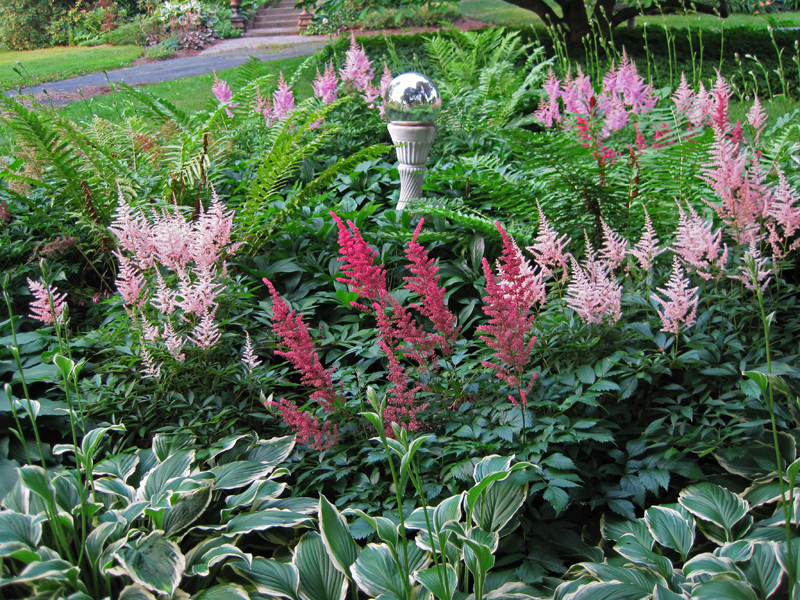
[243,26,300,37]
[253,17,299,26]
[255,7,301,15]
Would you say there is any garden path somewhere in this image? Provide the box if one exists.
[5,39,326,105]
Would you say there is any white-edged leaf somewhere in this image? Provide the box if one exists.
[319,494,360,575]
[645,506,695,560]
[678,483,749,542]
[232,557,298,600]
[227,509,314,535]
[114,531,185,596]
[292,532,347,600]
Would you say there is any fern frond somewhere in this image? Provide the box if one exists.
[117,83,190,128]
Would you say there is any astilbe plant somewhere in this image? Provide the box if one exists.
[108,188,239,378]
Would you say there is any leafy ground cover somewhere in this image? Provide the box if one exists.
[0,45,144,92]
[2,22,800,600]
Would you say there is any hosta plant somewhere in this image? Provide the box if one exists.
[554,481,799,599]
[0,429,316,599]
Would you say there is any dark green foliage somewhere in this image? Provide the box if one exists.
[0,0,54,50]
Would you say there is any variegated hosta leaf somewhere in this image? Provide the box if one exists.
[114,531,185,596]
[678,483,749,542]
[231,557,299,600]
[185,536,252,577]
[0,511,41,557]
[293,532,348,600]
[318,494,360,575]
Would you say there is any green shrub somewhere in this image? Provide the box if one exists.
[0,0,54,50]
[144,36,179,59]
[359,3,459,29]
[105,19,148,45]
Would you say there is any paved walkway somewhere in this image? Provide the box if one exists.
[7,37,327,99]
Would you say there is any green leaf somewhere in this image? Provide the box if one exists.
[114,531,185,596]
[466,461,533,526]
[346,509,399,550]
[678,483,749,542]
[472,475,528,533]
[81,425,126,463]
[0,512,41,558]
[94,453,139,481]
[684,553,745,580]
[292,532,348,600]
[232,557,299,600]
[462,538,494,600]
[227,509,314,535]
[318,494,360,575]
[645,506,695,560]
[192,584,250,600]
[186,538,252,577]
[0,559,77,586]
[690,574,758,600]
[576,365,596,385]
[557,580,655,600]
[163,485,212,537]
[246,435,295,466]
[118,585,157,600]
[140,450,194,503]
[351,543,408,600]
[86,521,123,570]
[600,515,654,548]
[743,371,768,397]
[415,565,457,600]
[19,465,56,507]
[741,542,783,598]
[788,458,800,491]
[613,534,674,580]
[211,461,273,490]
[652,583,686,600]
[543,486,569,514]
[473,455,514,482]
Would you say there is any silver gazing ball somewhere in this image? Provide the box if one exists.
[383,72,441,124]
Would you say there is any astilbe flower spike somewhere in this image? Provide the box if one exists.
[527,202,571,281]
[673,203,727,280]
[331,212,387,306]
[264,278,339,412]
[767,171,800,258]
[403,219,460,353]
[340,32,374,93]
[652,257,699,335]
[730,240,773,292]
[599,217,629,270]
[312,61,339,104]
[269,398,338,451]
[272,73,295,122]
[27,278,66,325]
[672,73,695,116]
[747,95,767,143]
[478,222,538,406]
[565,234,622,325]
[241,331,262,373]
[212,73,238,118]
[628,207,663,271]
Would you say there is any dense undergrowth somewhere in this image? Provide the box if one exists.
[1,25,800,600]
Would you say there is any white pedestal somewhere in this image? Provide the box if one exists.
[387,122,438,211]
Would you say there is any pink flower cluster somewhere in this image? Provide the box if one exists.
[535,52,656,139]
[27,278,67,325]
[108,188,239,377]
[212,73,238,118]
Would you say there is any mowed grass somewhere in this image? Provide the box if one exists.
[459,0,544,27]
[0,45,144,92]
[59,54,318,123]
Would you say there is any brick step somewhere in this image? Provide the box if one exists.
[243,26,300,36]
[253,17,299,26]
[255,7,301,15]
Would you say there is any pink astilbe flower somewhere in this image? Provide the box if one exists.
[267,397,338,451]
[212,73,238,118]
[767,171,800,258]
[534,68,562,127]
[599,217,629,269]
[673,203,727,280]
[526,202,572,281]
[628,207,664,271]
[361,82,381,108]
[478,222,538,406]
[241,331,262,373]
[700,134,768,243]
[652,257,699,334]
[565,237,622,325]
[730,240,773,292]
[686,82,714,128]
[27,278,66,325]
[312,61,339,104]
[331,212,387,306]
[340,32,374,93]
[747,96,768,144]
[191,306,221,350]
[710,71,732,136]
[264,278,339,412]
[113,253,146,307]
[140,343,162,379]
[272,73,295,121]
[162,319,186,362]
[672,73,695,115]
[379,62,393,99]
[0,199,10,225]
[601,50,656,114]
[403,219,460,353]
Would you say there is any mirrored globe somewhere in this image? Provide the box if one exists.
[383,72,441,123]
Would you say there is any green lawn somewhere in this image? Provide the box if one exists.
[459,0,800,31]
[59,54,319,123]
[0,45,144,92]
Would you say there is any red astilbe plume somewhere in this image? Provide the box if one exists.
[331,212,387,307]
[478,222,538,407]
[269,398,338,452]
[264,278,339,412]
[403,219,460,354]
[652,257,699,335]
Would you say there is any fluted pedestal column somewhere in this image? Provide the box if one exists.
[387,122,437,211]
